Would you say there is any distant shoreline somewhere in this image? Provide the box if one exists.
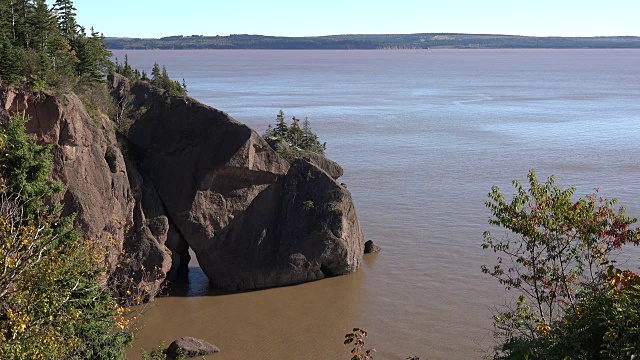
[105,33,640,50]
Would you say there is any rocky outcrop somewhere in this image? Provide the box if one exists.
[302,151,344,180]
[1,76,364,295]
[166,337,220,359]
[0,86,171,298]
[119,76,364,291]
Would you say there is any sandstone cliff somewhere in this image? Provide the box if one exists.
[0,77,364,294]
[0,86,171,298]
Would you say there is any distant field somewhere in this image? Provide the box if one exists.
[105,33,640,50]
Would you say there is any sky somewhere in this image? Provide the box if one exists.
[58,0,640,38]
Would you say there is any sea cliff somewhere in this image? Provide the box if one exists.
[0,76,364,297]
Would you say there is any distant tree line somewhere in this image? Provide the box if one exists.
[104,33,640,50]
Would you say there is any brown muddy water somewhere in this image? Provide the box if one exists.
[113,49,640,359]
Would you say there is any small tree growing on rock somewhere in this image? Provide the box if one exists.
[263,110,326,159]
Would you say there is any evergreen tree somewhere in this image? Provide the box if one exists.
[76,27,112,81]
[6,0,32,48]
[29,0,56,52]
[0,1,12,42]
[0,113,133,359]
[52,0,78,41]
[288,116,303,147]
[150,62,161,83]
[262,111,326,157]
[274,110,288,138]
[0,38,19,83]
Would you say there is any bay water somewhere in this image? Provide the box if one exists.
[113,49,640,359]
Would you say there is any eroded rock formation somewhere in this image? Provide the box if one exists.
[0,76,364,295]
[117,74,364,291]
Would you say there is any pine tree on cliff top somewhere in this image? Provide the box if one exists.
[52,0,78,41]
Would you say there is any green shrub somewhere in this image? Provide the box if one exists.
[303,200,315,210]
[482,170,640,359]
[0,113,132,359]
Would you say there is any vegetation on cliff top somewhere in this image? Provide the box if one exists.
[0,0,186,97]
[0,1,178,358]
[263,110,326,160]
[0,0,111,89]
[114,54,187,97]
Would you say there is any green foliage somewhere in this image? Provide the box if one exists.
[114,54,141,82]
[0,113,132,359]
[152,63,187,97]
[0,0,111,90]
[75,27,113,83]
[75,79,118,125]
[303,200,314,210]
[115,59,187,97]
[0,112,62,215]
[263,110,326,159]
[482,170,640,359]
[52,0,78,42]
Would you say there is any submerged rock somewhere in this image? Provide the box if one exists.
[364,240,381,253]
[166,337,220,359]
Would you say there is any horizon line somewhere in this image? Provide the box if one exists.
[105,32,640,39]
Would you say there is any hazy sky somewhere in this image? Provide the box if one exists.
[64,0,639,38]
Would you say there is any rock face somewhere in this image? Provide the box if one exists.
[303,151,344,180]
[166,337,220,359]
[0,88,130,267]
[119,76,364,291]
[0,86,171,298]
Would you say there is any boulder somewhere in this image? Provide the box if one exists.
[202,159,364,291]
[364,240,381,254]
[166,337,220,359]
